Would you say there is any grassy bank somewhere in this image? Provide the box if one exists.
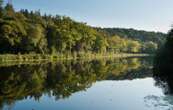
[0,53,151,62]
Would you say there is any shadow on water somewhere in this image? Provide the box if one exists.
[153,57,173,95]
[147,49,173,109]
[0,58,152,109]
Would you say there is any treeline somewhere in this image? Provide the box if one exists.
[96,28,166,46]
[0,2,161,54]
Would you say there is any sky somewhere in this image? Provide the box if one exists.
[5,0,173,33]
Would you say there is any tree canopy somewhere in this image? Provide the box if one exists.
[0,3,164,54]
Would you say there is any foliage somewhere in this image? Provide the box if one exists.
[142,41,158,53]
[0,3,163,54]
[154,29,173,95]
[96,27,166,47]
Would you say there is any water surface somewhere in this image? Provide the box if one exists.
[0,58,172,110]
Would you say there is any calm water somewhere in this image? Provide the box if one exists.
[0,58,172,110]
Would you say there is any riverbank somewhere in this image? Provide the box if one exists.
[0,53,151,62]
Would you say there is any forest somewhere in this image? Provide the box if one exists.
[96,28,166,47]
[0,1,166,56]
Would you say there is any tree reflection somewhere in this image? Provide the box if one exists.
[144,95,173,110]
[153,50,173,94]
[0,58,151,109]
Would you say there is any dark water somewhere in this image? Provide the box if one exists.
[0,58,172,110]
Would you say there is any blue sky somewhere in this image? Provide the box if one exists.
[6,0,173,33]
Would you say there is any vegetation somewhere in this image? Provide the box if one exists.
[154,28,173,94]
[154,28,173,73]
[0,2,164,57]
[96,28,166,47]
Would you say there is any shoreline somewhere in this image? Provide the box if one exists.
[0,53,152,62]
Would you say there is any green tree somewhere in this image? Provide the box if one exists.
[93,35,108,53]
[26,24,47,53]
[4,3,15,17]
[0,0,3,17]
[127,40,141,53]
[143,41,158,53]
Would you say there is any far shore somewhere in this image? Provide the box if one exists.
[0,53,152,62]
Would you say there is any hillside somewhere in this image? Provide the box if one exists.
[0,3,166,54]
[96,28,167,46]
